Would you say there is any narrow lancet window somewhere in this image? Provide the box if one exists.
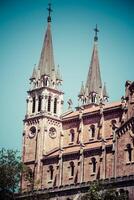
[126,144,132,162]
[91,95,96,103]
[90,125,95,138]
[38,95,42,112]
[54,98,57,114]
[91,157,96,173]
[48,96,51,112]
[49,165,54,180]
[70,129,75,143]
[44,77,48,86]
[70,161,75,177]
[32,97,36,113]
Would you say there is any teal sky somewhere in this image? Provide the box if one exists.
[0,0,134,150]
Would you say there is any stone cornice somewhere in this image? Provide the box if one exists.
[15,174,134,199]
[41,141,113,161]
[116,117,134,137]
[24,113,62,123]
[27,86,64,95]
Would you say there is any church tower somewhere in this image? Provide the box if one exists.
[22,4,63,189]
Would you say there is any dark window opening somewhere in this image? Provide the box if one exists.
[49,166,53,180]
[90,125,95,138]
[91,95,96,103]
[38,95,42,112]
[32,97,36,113]
[92,157,96,173]
[126,144,132,162]
[70,161,74,177]
[54,98,57,114]
[70,129,75,142]
[48,96,51,112]
[44,78,48,86]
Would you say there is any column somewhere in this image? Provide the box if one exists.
[35,94,38,113]
[80,148,84,183]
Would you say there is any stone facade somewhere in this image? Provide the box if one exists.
[19,5,134,200]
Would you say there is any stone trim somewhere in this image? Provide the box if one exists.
[116,117,134,137]
[15,175,134,199]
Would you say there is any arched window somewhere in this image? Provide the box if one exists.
[38,95,42,112]
[91,157,96,173]
[54,98,57,114]
[90,125,95,138]
[126,144,132,162]
[70,129,75,143]
[49,165,54,180]
[48,96,51,112]
[44,77,48,86]
[70,161,75,177]
[91,95,96,103]
[91,93,96,103]
[32,97,36,113]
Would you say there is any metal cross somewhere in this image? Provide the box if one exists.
[47,3,52,17]
[94,24,99,41]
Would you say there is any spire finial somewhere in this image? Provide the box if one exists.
[94,24,99,42]
[47,3,53,22]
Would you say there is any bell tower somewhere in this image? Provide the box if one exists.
[22,3,63,190]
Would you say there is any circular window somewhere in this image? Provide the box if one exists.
[29,126,36,138]
[49,127,57,139]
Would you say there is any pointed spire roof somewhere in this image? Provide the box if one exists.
[103,82,109,98]
[30,65,37,80]
[56,65,62,80]
[86,25,102,95]
[38,3,55,77]
[78,81,85,97]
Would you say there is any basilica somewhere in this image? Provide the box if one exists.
[18,4,134,200]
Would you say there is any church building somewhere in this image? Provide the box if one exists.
[19,4,134,200]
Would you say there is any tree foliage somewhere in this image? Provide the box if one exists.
[81,181,129,200]
[0,148,23,199]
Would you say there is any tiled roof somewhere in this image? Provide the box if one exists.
[63,101,121,120]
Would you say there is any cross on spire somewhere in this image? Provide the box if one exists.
[94,24,99,42]
[47,3,53,22]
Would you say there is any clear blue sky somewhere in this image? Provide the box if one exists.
[0,0,134,150]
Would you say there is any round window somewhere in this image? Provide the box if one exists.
[29,126,36,138]
[49,127,57,139]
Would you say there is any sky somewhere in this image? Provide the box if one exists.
[0,0,134,151]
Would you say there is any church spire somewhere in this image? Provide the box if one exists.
[85,25,102,104]
[38,3,55,78]
[78,25,103,105]
[29,3,62,90]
